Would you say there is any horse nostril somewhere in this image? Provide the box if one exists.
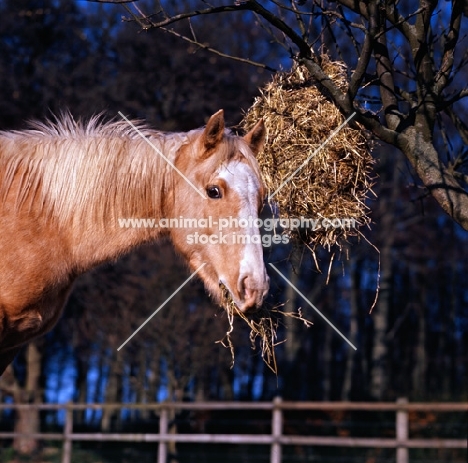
[238,275,266,312]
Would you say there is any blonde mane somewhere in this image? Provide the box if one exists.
[0,113,262,229]
[0,114,189,227]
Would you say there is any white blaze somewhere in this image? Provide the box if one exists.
[217,160,267,297]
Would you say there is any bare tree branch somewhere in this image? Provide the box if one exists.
[268,0,315,16]
[370,0,401,130]
[444,105,468,145]
[383,1,415,41]
[441,88,468,108]
[314,3,366,32]
[87,0,139,3]
[435,0,464,94]
[95,0,468,230]
[160,26,277,72]
[126,4,251,30]
[348,32,372,100]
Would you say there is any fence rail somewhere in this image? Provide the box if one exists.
[0,398,466,463]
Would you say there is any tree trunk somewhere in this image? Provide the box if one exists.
[369,155,399,400]
[284,261,300,364]
[399,129,468,231]
[13,341,42,454]
[74,354,88,427]
[136,348,149,420]
[369,243,392,400]
[322,324,332,400]
[412,297,426,397]
[102,351,123,432]
[342,257,360,400]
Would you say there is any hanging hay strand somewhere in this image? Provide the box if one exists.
[218,284,313,374]
[241,57,375,251]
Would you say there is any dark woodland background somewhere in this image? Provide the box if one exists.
[0,0,467,462]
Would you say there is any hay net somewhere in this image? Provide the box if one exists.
[240,57,375,251]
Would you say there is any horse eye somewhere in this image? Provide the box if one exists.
[206,185,222,199]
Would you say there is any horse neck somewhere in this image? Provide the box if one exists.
[45,132,182,272]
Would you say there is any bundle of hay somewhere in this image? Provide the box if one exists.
[241,57,374,250]
[223,58,375,373]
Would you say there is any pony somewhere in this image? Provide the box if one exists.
[0,110,269,375]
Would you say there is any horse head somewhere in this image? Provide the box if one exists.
[167,110,269,313]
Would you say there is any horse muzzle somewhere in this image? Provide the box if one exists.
[238,275,269,312]
[220,271,269,314]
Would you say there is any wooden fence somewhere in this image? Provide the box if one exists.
[0,398,466,463]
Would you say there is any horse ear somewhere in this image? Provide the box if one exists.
[201,109,225,152]
[244,119,265,156]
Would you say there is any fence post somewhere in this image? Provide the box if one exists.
[157,406,169,463]
[396,397,409,463]
[270,396,283,463]
[61,403,73,463]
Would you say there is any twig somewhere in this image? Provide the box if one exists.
[87,0,139,3]
[434,2,463,95]
[161,27,277,72]
[268,0,315,16]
